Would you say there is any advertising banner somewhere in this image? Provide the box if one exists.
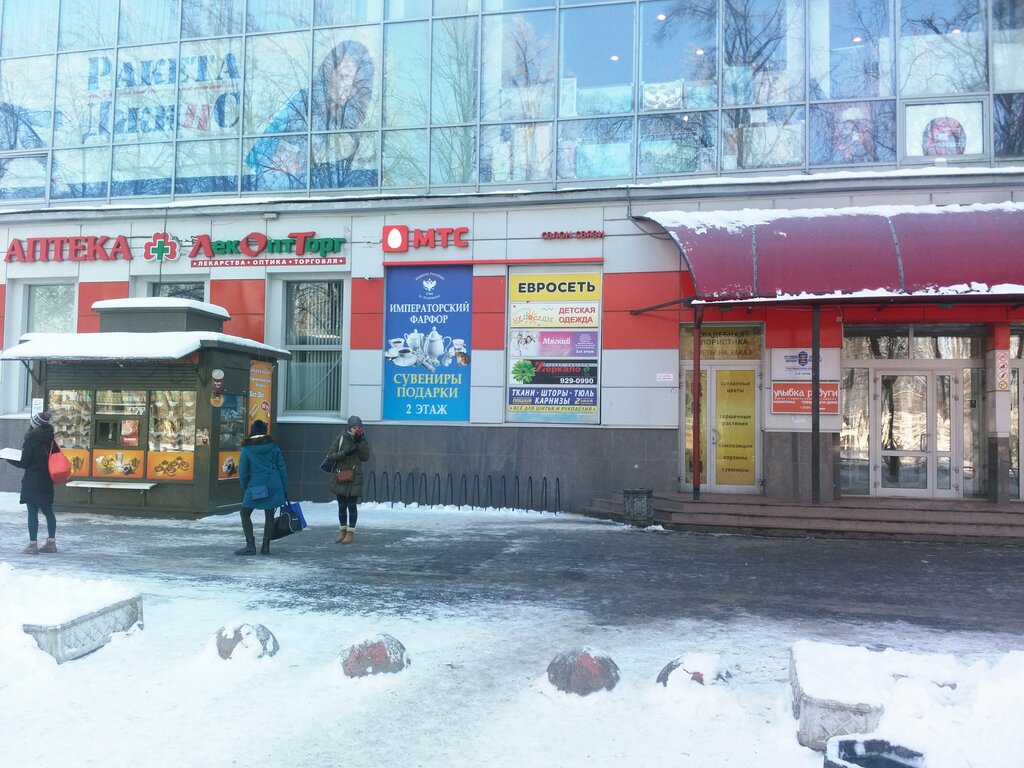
[384,265,472,421]
[509,330,598,358]
[248,361,274,430]
[771,382,840,414]
[509,301,599,329]
[507,386,598,418]
[715,369,757,486]
[770,348,840,381]
[509,359,598,386]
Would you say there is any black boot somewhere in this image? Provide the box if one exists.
[235,537,256,555]
[260,510,274,555]
[260,535,271,555]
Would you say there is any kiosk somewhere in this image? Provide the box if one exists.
[1,298,289,517]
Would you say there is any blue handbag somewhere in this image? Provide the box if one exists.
[271,500,306,540]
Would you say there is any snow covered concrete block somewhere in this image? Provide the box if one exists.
[340,634,410,677]
[824,735,925,768]
[547,647,620,696]
[22,595,144,664]
[215,622,279,660]
[790,645,884,751]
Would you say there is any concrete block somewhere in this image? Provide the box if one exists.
[23,595,144,664]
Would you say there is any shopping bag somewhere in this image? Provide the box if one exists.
[319,454,335,473]
[271,501,306,540]
[48,441,72,485]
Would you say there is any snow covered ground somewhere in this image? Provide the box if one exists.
[1,494,1022,768]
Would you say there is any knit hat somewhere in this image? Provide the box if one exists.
[347,415,362,427]
[31,411,51,428]
[250,419,268,436]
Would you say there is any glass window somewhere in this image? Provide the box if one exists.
[284,281,343,412]
[111,142,173,196]
[243,134,309,191]
[182,0,245,38]
[723,0,805,106]
[177,39,243,140]
[0,57,55,150]
[843,328,910,358]
[59,0,117,51]
[383,21,429,127]
[28,284,75,333]
[175,139,239,194]
[430,125,476,183]
[638,112,717,175]
[119,0,178,45]
[809,100,896,164]
[483,0,552,8]
[385,0,430,19]
[54,51,113,148]
[432,16,479,125]
[995,93,1024,158]
[1,0,58,56]
[911,332,982,359]
[641,0,718,111]
[480,122,553,181]
[0,155,49,200]
[311,132,380,188]
[315,0,383,25]
[50,146,110,198]
[247,0,311,32]
[560,5,635,116]
[480,11,556,122]
[312,28,381,130]
[994,0,1024,91]
[723,106,804,169]
[905,101,983,157]
[556,116,632,179]
[435,0,480,13]
[382,128,428,185]
[114,45,178,144]
[840,367,871,494]
[244,32,313,136]
[899,0,986,96]
[808,0,893,99]
[150,282,206,300]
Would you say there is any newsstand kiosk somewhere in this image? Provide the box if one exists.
[0,298,290,517]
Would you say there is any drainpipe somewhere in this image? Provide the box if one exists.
[693,305,703,502]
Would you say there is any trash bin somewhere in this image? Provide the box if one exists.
[622,489,653,527]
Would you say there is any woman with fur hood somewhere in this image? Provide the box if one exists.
[5,410,58,554]
[235,419,289,555]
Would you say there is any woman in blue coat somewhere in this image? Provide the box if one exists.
[235,419,288,555]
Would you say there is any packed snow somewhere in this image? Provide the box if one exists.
[1,495,1021,768]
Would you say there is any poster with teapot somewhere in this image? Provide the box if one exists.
[383,265,472,420]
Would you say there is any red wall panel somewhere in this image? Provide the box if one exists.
[473,275,506,313]
[350,277,384,349]
[602,309,680,349]
[764,308,842,348]
[78,282,128,332]
[212,280,265,342]
[0,284,6,343]
[602,272,683,312]
[472,312,506,350]
[352,277,384,314]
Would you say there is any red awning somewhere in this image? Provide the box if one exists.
[642,204,1024,304]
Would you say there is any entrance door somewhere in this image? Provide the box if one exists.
[877,372,954,497]
[682,366,760,493]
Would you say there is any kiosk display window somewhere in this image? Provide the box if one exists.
[47,389,93,477]
[217,394,246,480]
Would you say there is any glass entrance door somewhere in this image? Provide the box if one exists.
[878,372,953,497]
[682,366,760,493]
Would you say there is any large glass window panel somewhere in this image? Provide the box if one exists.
[312,28,381,130]
[638,112,717,175]
[54,51,113,148]
[994,0,1024,90]
[483,0,552,8]
[809,100,896,164]
[723,106,805,169]
[119,0,178,45]
[641,0,718,111]
[432,17,479,125]
[843,328,910,358]
[175,139,239,194]
[905,101,983,157]
[560,5,635,116]
[315,0,383,25]
[480,11,556,122]
[383,22,429,127]
[28,284,75,332]
[244,33,313,135]
[1,0,58,56]
[243,134,309,191]
[911,332,981,359]
[479,122,553,181]
[840,367,871,494]
[0,156,49,200]
[556,117,632,179]
[385,0,430,19]
[430,125,476,183]
[247,0,311,32]
[114,45,178,144]
[182,0,245,38]
[111,142,173,196]
[311,132,380,188]
[382,128,428,185]
[435,0,481,13]
[151,282,206,300]
[723,0,805,106]
[1,57,55,150]
[178,39,243,140]
[284,281,343,413]
[899,0,986,96]
[59,0,117,51]
[50,145,109,198]
[808,0,893,99]
[995,93,1024,158]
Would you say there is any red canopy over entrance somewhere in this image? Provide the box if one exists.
[641,205,1024,303]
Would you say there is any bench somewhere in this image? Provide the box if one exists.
[67,481,156,490]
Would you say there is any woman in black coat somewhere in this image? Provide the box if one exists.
[6,410,57,554]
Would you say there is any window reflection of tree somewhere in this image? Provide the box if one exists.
[995,94,1024,158]
[899,0,986,95]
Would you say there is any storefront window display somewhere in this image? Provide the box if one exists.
[808,0,893,100]
[182,0,244,38]
[723,106,804,169]
[809,100,897,165]
[480,11,556,122]
[899,0,986,97]
[995,94,1024,158]
[559,4,635,117]
[638,112,717,175]
[723,0,805,106]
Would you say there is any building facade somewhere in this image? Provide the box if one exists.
[2,0,1024,517]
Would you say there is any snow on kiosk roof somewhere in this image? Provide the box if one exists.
[641,202,1024,305]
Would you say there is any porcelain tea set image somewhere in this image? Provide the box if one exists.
[385,327,469,371]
